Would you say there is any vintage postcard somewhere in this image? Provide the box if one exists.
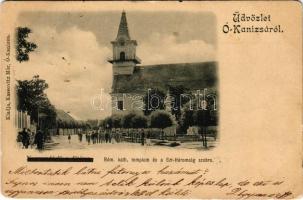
[0,1,302,199]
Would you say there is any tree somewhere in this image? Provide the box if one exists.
[121,112,144,141]
[39,99,57,129]
[122,112,137,129]
[131,114,148,128]
[86,119,99,129]
[168,85,191,121]
[16,75,56,130]
[143,88,166,115]
[179,101,196,135]
[180,92,218,147]
[150,110,174,139]
[111,114,123,128]
[194,93,217,148]
[16,27,37,62]
[100,117,112,129]
[194,109,211,148]
[205,93,218,127]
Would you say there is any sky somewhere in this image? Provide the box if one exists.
[16,11,217,120]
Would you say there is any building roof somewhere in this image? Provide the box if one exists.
[56,109,76,123]
[112,61,218,94]
[116,11,130,40]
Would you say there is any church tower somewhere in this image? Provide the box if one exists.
[108,11,141,75]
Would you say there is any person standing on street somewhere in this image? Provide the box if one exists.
[20,128,30,149]
[68,134,71,144]
[17,130,23,148]
[101,129,105,143]
[91,132,95,144]
[87,133,91,145]
[78,132,83,142]
[34,130,44,150]
[85,132,88,143]
[141,129,145,146]
[98,130,102,143]
[29,130,35,149]
[105,130,109,143]
[109,130,112,144]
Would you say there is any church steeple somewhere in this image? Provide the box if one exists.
[108,11,141,75]
[116,11,130,40]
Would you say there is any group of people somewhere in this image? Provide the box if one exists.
[72,129,122,145]
[17,128,45,150]
[67,129,152,146]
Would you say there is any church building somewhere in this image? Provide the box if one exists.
[109,11,217,116]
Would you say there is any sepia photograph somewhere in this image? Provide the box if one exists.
[15,10,218,151]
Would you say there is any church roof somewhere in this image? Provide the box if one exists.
[116,11,130,40]
[112,61,218,94]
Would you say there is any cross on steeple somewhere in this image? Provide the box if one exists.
[116,10,130,40]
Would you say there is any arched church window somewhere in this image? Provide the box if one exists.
[120,52,125,61]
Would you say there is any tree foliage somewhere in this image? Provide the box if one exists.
[143,88,166,115]
[100,117,112,129]
[17,75,56,128]
[131,114,148,128]
[194,94,218,127]
[111,114,123,128]
[86,119,99,129]
[168,85,191,121]
[150,110,174,129]
[122,112,137,128]
[179,101,196,134]
[16,27,37,62]
[180,93,218,134]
